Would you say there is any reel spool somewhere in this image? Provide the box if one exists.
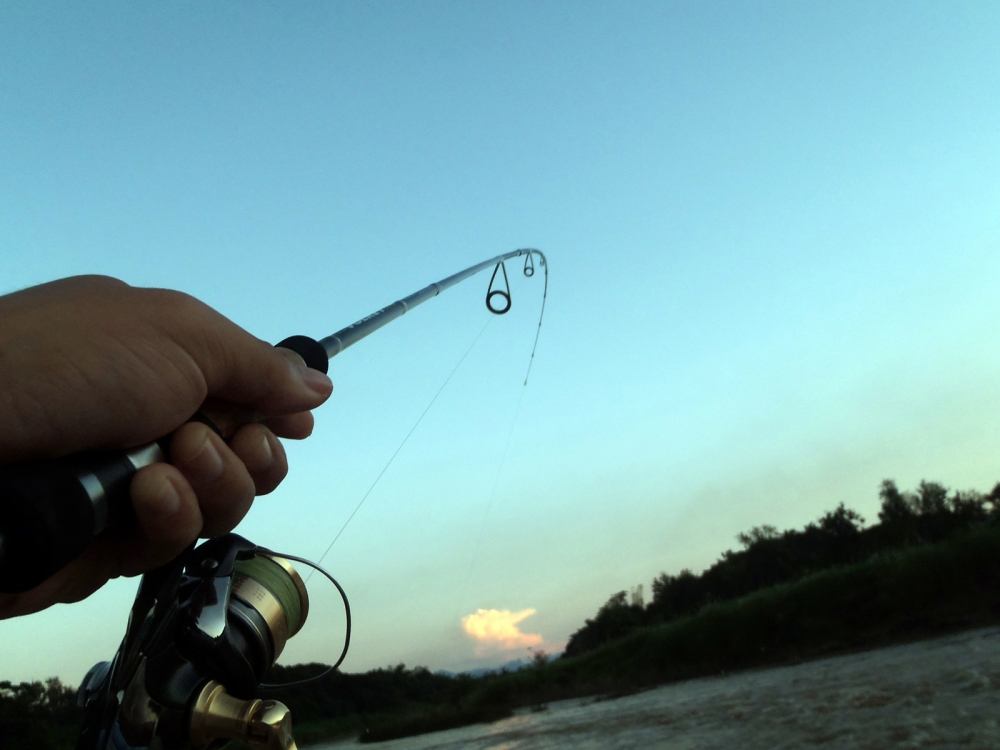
[230,554,309,664]
[185,553,311,750]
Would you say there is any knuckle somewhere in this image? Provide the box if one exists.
[66,273,128,288]
[147,287,205,316]
[257,461,288,496]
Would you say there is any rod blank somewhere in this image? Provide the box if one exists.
[320,248,545,358]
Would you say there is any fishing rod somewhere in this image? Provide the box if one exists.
[0,247,547,594]
[0,248,547,750]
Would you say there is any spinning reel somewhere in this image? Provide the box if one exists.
[75,534,347,750]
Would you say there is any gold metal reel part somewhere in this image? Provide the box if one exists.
[189,680,298,750]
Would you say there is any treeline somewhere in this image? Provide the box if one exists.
[265,662,476,724]
[0,678,80,748]
[563,480,1000,658]
[262,659,534,743]
[468,520,1000,713]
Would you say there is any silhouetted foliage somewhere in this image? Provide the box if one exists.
[649,568,702,620]
[0,678,80,749]
[877,479,917,545]
[563,590,646,658]
[736,524,780,549]
[562,479,995,659]
[262,662,470,724]
[529,649,550,668]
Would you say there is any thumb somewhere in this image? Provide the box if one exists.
[181,311,333,415]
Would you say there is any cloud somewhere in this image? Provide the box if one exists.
[461,608,543,654]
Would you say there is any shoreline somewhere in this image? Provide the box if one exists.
[300,625,1000,748]
[291,523,1000,745]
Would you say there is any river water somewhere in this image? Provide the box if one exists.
[310,627,1000,749]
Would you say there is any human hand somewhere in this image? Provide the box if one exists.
[0,275,333,618]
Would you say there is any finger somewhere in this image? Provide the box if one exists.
[153,294,334,414]
[236,344,333,416]
[118,463,203,576]
[0,463,198,617]
[224,342,332,415]
[169,422,256,536]
[263,411,315,439]
[228,423,288,496]
[0,543,114,618]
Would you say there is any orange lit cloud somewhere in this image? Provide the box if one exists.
[461,608,543,653]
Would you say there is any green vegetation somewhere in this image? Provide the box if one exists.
[0,678,79,750]
[260,664,496,744]
[465,522,1000,708]
[564,480,997,658]
[4,479,998,748]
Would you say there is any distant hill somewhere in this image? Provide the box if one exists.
[439,655,558,678]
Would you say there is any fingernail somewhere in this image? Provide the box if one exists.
[258,431,274,467]
[299,366,333,396]
[280,348,332,396]
[193,434,225,481]
[156,476,182,518]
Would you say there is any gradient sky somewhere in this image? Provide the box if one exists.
[3,1,1000,683]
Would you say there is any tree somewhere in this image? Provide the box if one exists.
[814,504,865,564]
[878,479,917,545]
[629,584,645,608]
[818,504,864,537]
[736,525,779,550]
[529,649,549,668]
[949,490,988,527]
[0,678,80,750]
[878,480,913,525]
[563,590,646,657]
[988,483,1000,517]
[650,569,703,621]
[915,481,948,515]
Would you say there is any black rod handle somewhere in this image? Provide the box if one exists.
[0,336,326,594]
[0,445,164,592]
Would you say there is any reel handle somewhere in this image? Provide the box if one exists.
[0,336,327,594]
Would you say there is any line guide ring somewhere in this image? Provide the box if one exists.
[486,261,512,314]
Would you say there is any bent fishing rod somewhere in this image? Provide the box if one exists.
[0,248,548,594]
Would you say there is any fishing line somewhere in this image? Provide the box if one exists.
[466,254,547,570]
[462,381,529,595]
[521,252,549,385]
[308,319,492,574]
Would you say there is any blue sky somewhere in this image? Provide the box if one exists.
[2,1,1000,682]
